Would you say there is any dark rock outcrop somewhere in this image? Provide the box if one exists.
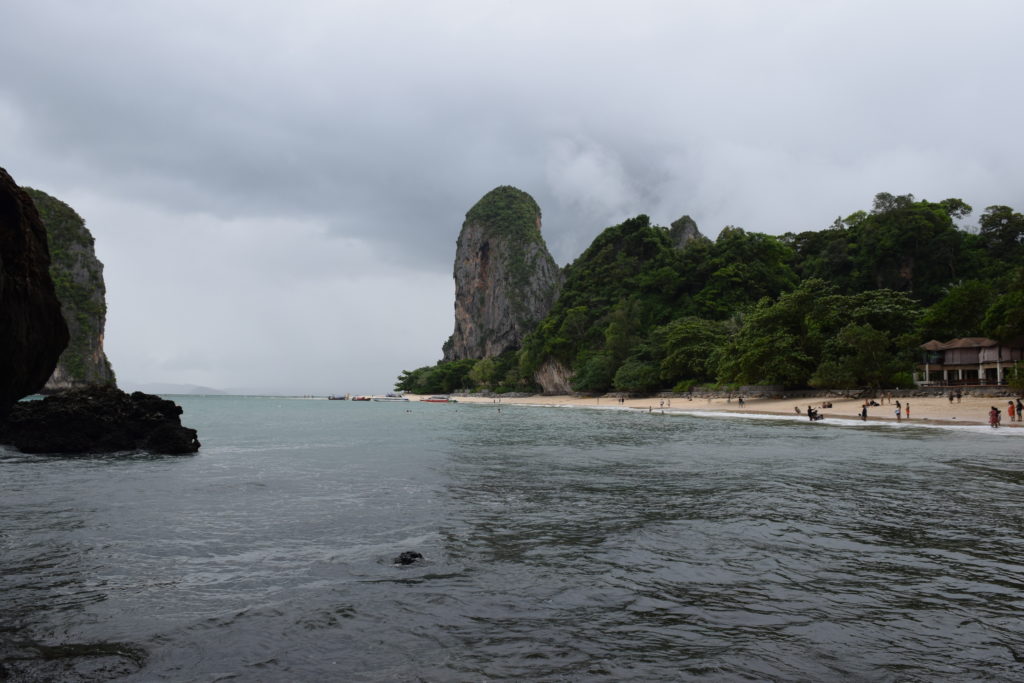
[668,215,707,250]
[444,186,563,361]
[0,167,69,418]
[25,188,116,391]
[0,386,200,454]
[394,551,424,565]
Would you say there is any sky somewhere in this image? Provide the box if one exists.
[2,1,1022,395]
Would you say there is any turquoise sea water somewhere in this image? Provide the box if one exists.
[2,396,1024,680]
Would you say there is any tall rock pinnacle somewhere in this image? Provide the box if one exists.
[443,186,562,361]
[668,215,707,250]
[25,188,116,391]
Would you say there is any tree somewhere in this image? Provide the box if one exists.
[871,192,916,214]
[716,280,830,386]
[783,227,853,291]
[848,194,973,305]
[653,316,729,385]
[811,323,905,390]
[689,227,798,319]
[978,205,1024,261]
[519,215,688,386]
[394,359,478,394]
[612,358,662,393]
[982,268,1024,343]
[917,280,995,341]
[468,357,497,390]
[939,197,973,221]
[570,351,617,393]
[716,279,919,388]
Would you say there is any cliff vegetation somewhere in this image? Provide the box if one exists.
[25,188,116,390]
[398,192,1024,395]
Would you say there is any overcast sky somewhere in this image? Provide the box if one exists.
[2,1,1022,394]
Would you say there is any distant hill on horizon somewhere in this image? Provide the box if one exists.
[120,382,334,397]
[121,382,228,396]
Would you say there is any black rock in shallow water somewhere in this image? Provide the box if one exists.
[0,386,200,455]
[394,551,424,565]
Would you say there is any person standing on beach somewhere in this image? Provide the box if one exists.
[990,406,1000,428]
[956,389,962,403]
[1017,398,1023,422]
[1009,401,1016,423]
[905,402,910,419]
[949,391,954,404]
[861,405,868,421]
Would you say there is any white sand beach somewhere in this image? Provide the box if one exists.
[407,392,1023,427]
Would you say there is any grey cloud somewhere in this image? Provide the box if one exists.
[2,0,1023,392]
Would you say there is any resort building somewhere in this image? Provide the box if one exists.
[918,337,1024,386]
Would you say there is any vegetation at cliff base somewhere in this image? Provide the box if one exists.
[398,192,1024,395]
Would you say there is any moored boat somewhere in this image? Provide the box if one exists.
[373,393,409,402]
[420,395,457,403]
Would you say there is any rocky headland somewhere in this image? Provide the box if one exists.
[0,168,198,454]
[0,167,69,418]
[0,386,200,454]
[26,187,116,390]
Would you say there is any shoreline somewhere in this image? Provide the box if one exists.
[405,392,1024,428]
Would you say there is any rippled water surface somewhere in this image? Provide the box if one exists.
[3,396,1024,680]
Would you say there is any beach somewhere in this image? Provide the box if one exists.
[415,392,1024,427]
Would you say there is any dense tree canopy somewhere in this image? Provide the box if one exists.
[398,192,1023,395]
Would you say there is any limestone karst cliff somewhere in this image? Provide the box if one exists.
[443,186,563,361]
[25,188,116,391]
[0,168,69,417]
[668,215,708,250]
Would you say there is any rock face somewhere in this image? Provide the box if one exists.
[534,358,574,395]
[394,551,424,565]
[0,167,69,418]
[25,188,116,391]
[443,186,563,361]
[668,215,707,250]
[0,386,200,454]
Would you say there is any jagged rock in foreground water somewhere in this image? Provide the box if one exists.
[0,386,200,454]
[0,167,69,417]
[394,551,424,565]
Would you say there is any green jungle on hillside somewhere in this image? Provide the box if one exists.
[397,193,1024,395]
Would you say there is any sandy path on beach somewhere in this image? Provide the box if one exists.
[408,392,1023,427]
